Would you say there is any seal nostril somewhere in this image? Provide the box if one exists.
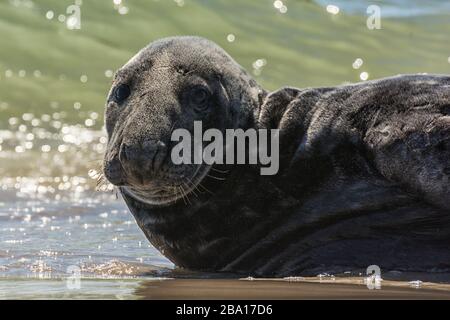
[117,140,167,179]
[142,139,159,172]
[104,158,124,185]
[153,141,168,172]
[142,139,158,154]
[141,139,167,172]
[121,144,140,162]
[125,145,134,160]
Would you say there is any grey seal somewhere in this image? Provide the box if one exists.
[103,36,450,277]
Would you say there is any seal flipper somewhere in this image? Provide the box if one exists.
[367,111,450,211]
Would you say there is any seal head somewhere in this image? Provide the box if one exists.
[103,36,264,206]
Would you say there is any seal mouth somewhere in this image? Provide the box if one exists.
[120,164,212,206]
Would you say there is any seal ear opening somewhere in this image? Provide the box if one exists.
[216,68,267,129]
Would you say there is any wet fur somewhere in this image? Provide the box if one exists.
[105,36,450,277]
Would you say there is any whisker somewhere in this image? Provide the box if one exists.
[184,175,205,196]
[180,185,191,205]
[198,183,214,195]
[87,158,104,163]
[176,185,185,204]
[183,181,199,199]
[207,174,227,181]
[94,173,116,193]
[178,186,188,205]
[169,120,179,134]
[192,181,205,195]
[211,167,229,174]
[185,177,203,194]
[173,184,179,201]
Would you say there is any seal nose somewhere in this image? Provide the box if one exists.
[119,139,168,174]
[121,144,141,162]
[103,157,125,185]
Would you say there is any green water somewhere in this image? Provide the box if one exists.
[0,0,450,299]
[1,0,450,127]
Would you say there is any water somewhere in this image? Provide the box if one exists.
[0,186,174,299]
[1,0,450,299]
[316,0,450,17]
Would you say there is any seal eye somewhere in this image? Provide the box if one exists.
[114,84,131,103]
[189,86,210,110]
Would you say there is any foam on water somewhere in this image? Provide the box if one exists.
[0,190,172,280]
[1,0,450,299]
[0,114,173,281]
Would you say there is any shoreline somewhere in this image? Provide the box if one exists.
[135,277,450,300]
[2,275,450,300]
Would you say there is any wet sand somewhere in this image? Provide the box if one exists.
[135,278,450,300]
[1,0,450,300]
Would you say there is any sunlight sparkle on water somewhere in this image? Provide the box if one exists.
[45,11,53,20]
[273,1,287,14]
[66,16,79,29]
[227,34,235,42]
[359,71,369,81]
[174,0,185,7]
[252,58,267,76]
[105,70,114,78]
[113,0,129,14]
[0,111,109,198]
[326,4,340,15]
[118,6,129,14]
